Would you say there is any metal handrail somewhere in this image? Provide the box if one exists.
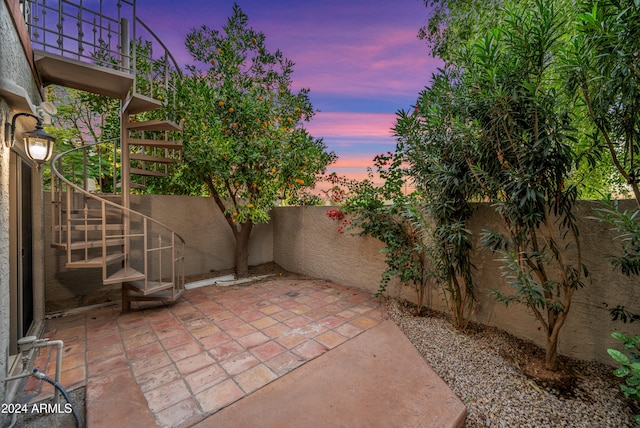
[134,17,182,78]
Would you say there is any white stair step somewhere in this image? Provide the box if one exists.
[130,168,168,177]
[123,93,162,115]
[116,181,146,190]
[54,224,124,232]
[127,280,177,295]
[104,267,146,285]
[66,253,125,269]
[126,119,181,132]
[68,238,124,250]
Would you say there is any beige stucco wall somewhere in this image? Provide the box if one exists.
[272,203,640,365]
[272,206,389,292]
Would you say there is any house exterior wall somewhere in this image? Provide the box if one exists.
[1,0,47,415]
[0,97,11,427]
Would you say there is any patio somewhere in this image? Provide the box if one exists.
[16,273,465,427]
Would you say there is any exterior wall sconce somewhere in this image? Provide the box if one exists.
[6,112,56,168]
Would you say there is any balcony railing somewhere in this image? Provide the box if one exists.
[21,0,182,99]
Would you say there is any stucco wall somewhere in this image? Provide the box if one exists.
[44,193,273,312]
[0,98,11,425]
[272,202,640,365]
[272,206,388,291]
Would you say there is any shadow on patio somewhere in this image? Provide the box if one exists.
[16,272,465,427]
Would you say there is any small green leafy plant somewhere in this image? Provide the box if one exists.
[608,332,640,425]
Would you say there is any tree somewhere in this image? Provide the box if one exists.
[410,0,589,368]
[421,0,630,200]
[45,86,120,192]
[568,0,640,206]
[460,0,587,371]
[393,68,478,330]
[419,0,506,61]
[173,4,335,277]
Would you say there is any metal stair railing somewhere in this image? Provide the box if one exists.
[131,15,183,101]
[51,141,185,297]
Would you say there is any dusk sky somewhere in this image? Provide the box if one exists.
[136,0,443,180]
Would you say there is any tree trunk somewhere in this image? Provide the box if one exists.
[235,221,253,278]
[203,179,255,279]
[545,333,559,371]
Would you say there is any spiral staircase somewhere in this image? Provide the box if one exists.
[22,0,186,310]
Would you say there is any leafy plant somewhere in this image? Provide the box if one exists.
[326,150,435,315]
[451,0,586,370]
[608,331,640,425]
[393,69,478,330]
[570,0,640,206]
[45,86,120,191]
[171,4,335,277]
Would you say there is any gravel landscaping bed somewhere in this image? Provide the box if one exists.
[386,299,638,427]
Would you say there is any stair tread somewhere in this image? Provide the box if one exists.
[66,253,125,268]
[126,138,183,150]
[130,153,177,164]
[127,280,178,295]
[130,168,168,177]
[65,209,123,216]
[68,238,124,250]
[96,194,123,201]
[55,224,124,232]
[116,182,146,190]
[124,93,162,115]
[126,119,181,132]
[104,267,146,285]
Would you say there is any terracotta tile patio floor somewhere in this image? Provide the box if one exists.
[20,276,385,427]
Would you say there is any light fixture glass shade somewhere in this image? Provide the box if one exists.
[24,127,55,165]
[7,112,57,167]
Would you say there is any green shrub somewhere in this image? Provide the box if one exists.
[608,331,640,425]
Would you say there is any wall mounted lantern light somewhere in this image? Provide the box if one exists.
[5,112,56,168]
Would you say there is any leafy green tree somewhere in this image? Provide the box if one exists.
[45,86,120,191]
[172,4,335,277]
[420,0,506,61]
[569,0,640,205]
[570,0,640,332]
[422,0,629,200]
[393,68,478,330]
[459,0,587,371]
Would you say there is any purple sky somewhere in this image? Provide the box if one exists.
[136,0,442,180]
